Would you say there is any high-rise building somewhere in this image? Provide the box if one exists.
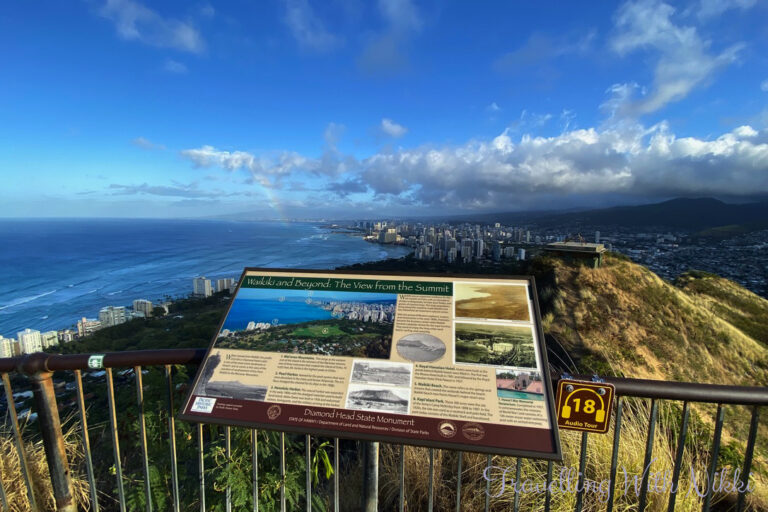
[595,231,601,244]
[41,331,59,349]
[99,306,127,327]
[518,248,526,261]
[378,228,397,244]
[133,299,154,317]
[473,239,485,260]
[58,330,75,343]
[216,278,235,293]
[0,336,13,358]
[492,243,502,262]
[17,328,42,354]
[193,277,213,297]
[77,317,102,337]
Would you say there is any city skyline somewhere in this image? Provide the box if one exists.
[1,1,767,218]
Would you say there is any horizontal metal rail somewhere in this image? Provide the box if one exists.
[0,349,765,512]
[2,350,767,404]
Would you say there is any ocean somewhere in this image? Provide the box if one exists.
[0,219,411,338]
[222,295,398,332]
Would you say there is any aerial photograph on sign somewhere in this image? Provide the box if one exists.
[192,353,269,401]
[454,322,537,367]
[496,368,544,400]
[215,288,397,359]
[346,384,411,414]
[351,360,412,386]
[395,333,447,362]
[454,282,530,322]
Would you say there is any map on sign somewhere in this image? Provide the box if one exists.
[180,268,562,459]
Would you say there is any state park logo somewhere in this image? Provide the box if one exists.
[267,405,282,420]
[438,420,457,438]
[461,422,486,441]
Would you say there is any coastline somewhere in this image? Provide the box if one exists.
[0,220,412,341]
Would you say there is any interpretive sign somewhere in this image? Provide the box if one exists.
[556,379,615,434]
[180,268,562,459]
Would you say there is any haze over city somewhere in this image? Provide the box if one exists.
[2,0,767,219]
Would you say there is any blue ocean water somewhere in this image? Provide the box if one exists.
[0,219,411,337]
[222,300,335,331]
[222,296,398,331]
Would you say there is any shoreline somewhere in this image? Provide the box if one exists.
[1,224,413,345]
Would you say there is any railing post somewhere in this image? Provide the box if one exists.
[24,353,77,512]
[362,441,379,512]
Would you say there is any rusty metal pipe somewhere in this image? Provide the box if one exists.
[29,371,77,512]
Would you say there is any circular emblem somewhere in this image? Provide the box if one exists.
[461,422,486,441]
[267,405,282,420]
[438,421,457,438]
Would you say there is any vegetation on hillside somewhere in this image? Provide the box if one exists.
[10,253,766,509]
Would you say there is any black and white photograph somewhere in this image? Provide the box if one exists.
[345,384,411,414]
[351,360,412,386]
[193,352,268,401]
[395,333,447,362]
[201,380,268,402]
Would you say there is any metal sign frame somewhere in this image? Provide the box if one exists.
[180,267,563,460]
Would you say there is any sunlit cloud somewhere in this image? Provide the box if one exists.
[380,118,408,138]
[281,0,342,52]
[182,122,768,211]
[608,0,743,116]
[99,0,205,53]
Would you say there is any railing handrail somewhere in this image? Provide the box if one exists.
[1,349,767,405]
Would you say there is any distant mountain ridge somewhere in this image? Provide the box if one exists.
[459,197,768,231]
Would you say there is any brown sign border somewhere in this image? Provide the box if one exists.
[179,267,563,461]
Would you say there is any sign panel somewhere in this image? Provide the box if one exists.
[180,268,562,460]
[556,379,615,433]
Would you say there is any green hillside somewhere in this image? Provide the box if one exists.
[541,254,768,385]
[49,255,768,509]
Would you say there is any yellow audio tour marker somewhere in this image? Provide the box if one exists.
[556,379,615,433]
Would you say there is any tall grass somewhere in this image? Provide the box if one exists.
[379,399,767,511]
[0,419,90,511]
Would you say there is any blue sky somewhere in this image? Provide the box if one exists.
[1,0,767,218]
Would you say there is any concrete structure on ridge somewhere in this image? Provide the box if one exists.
[544,242,606,268]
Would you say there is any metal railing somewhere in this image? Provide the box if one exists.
[0,349,765,512]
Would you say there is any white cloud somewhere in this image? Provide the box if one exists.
[132,137,166,150]
[357,0,422,76]
[694,0,756,20]
[495,30,596,74]
[761,79,768,92]
[324,122,345,149]
[609,0,742,116]
[180,144,349,187]
[378,0,423,33]
[486,102,501,112]
[99,0,205,53]
[380,118,408,138]
[182,123,768,210]
[163,59,188,74]
[282,0,342,52]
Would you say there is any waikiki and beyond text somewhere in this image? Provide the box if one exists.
[244,275,452,295]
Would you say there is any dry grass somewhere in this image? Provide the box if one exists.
[379,399,767,511]
[0,419,90,511]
